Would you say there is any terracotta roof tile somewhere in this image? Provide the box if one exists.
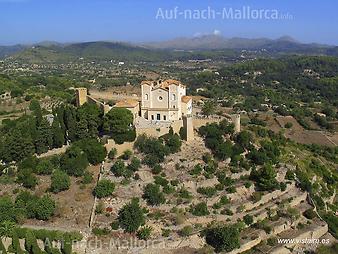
[181,96,192,103]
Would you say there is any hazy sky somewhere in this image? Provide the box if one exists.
[0,0,337,45]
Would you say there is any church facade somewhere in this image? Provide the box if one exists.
[140,79,192,122]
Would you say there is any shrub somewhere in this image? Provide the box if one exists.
[143,184,165,206]
[30,195,56,221]
[110,160,126,177]
[108,148,117,160]
[243,214,254,225]
[60,146,88,177]
[204,224,240,252]
[74,138,107,165]
[93,180,115,198]
[35,159,54,175]
[137,226,152,240]
[51,170,71,193]
[151,164,162,175]
[191,202,209,216]
[127,157,141,172]
[92,227,110,236]
[121,149,132,160]
[180,225,193,237]
[303,208,317,219]
[197,186,217,197]
[17,168,38,189]
[190,164,203,175]
[118,198,145,233]
[82,170,93,184]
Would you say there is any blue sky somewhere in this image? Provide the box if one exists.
[0,0,337,45]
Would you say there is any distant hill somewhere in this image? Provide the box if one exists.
[7,41,240,63]
[0,45,27,58]
[144,35,333,53]
[3,36,338,63]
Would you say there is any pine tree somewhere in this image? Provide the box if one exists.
[35,118,52,154]
[51,118,65,148]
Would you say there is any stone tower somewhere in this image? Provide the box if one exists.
[75,88,88,107]
[183,116,194,142]
[231,114,241,133]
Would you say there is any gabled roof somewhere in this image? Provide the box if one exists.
[141,79,186,90]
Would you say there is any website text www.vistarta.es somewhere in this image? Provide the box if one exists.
[277,238,330,244]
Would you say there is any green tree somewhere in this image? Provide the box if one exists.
[191,202,209,216]
[204,224,240,253]
[60,146,89,177]
[51,118,65,148]
[202,100,216,117]
[35,159,54,175]
[17,168,38,189]
[74,138,107,165]
[104,108,135,144]
[127,157,141,172]
[3,129,35,162]
[143,184,165,206]
[35,118,53,154]
[118,198,145,233]
[30,195,56,221]
[111,160,126,177]
[256,164,279,191]
[93,180,115,198]
[51,170,71,193]
[243,214,254,225]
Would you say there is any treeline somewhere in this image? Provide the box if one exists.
[183,56,338,120]
[0,73,81,100]
[0,101,135,163]
[0,225,82,254]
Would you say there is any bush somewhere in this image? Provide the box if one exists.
[17,168,38,189]
[111,160,125,177]
[197,186,217,197]
[121,149,132,160]
[243,214,254,225]
[137,226,152,240]
[204,224,240,252]
[74,138,107,165]
[190,164,203,175]
[92,227,110,236]
[151,164,162,175]
[191,202,209,216]
[60,146,88,177]
[35,159,54,175]
[93,180,115,198]
[30,195,56,221]
[82,170,93,184]
[118,198,145,233]
[143,184,165,206]
[108,148,117,160]
[180,225,193,237]
[303,208,317,219]
[51,170,71,193]
[127,157,141,172]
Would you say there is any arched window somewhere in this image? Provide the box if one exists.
[172,93,176,100]
[145,94,149,100]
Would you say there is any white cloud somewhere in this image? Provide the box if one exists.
[213,29,221,36]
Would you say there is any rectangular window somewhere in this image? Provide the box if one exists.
[151,115,154,120]
[164,115,167,121]
[157,114,160,120]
